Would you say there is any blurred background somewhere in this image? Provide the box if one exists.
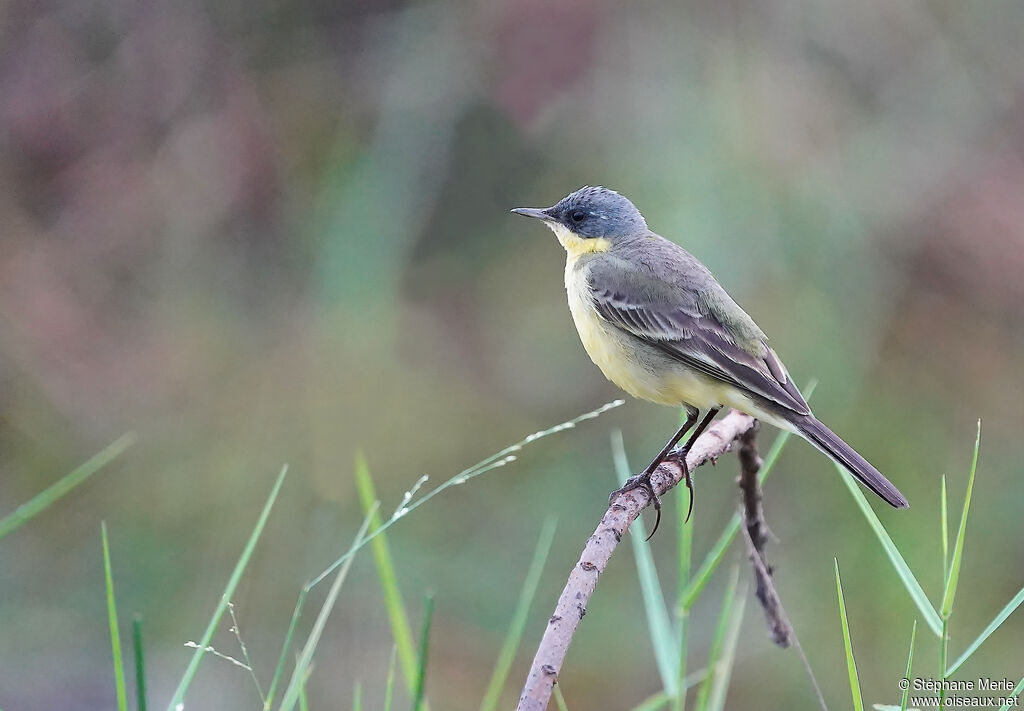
[2,0,1023,708]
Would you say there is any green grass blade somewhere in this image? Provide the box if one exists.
[679,422,798,610]
[706,583,746,711]
[694,566,739,711]
[383,646,398,711]
[412,593,435,711]
[278,506,377,711]
[355,455,419,695]
[939,616,949,710]
[677,506,693,589]
[633,672,719,711]
[941,475,949,585]
[900,621,916,711]
[266,590,308,709]
[836,464,943,636]
[946,584,1024,675]
[166,464,288,711]
[298,679,309,711]
[102,523,128,711]
[0,434,135,541]
[552,685,570,711]
[673,612,689,711]
[353,681,362,711]
[999,675,1024,711]
[835,559,864,711]
[674,447,694,711]
[133,615,148,711]
[479,517,558,711]
[942,421,981,618]
[611,430,678,695]
[269,407,609,711]
[632,692,671,711]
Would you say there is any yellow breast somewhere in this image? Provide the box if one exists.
[562,252,791,423]
[563,256,686,405]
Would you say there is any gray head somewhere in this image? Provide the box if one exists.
[511,186,647,240]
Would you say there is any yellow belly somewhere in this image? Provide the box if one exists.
[564,257,796,430]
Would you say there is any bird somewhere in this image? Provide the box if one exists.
[511,186,908,538]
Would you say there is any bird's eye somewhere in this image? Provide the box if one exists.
[570,210,586,223]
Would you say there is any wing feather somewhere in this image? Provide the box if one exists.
[590,284,810,416]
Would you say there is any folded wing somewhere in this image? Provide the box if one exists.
[588,269,810,417]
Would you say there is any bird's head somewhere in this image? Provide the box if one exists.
[511,186,647,256]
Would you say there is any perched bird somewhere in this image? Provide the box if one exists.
[512,186,908,537]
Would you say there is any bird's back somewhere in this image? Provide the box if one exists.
[600,231,768,356]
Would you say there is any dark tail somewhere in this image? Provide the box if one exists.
[796,416,909,508]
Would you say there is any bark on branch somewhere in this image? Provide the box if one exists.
[737,425,791,647]
[517,410,757,711]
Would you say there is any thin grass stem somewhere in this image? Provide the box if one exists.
[166,464,288,711]
[133,615,147,711]
[102,522,128,711]
[0,435,135,541]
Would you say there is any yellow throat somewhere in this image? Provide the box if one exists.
[546,222,611,258]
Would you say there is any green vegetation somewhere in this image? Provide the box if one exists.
[102,522,129,711]
[900,622,917,711]
[479,519,558,711]
[412,593,435,711]
[2,409,1020,710]
[835,422,1023,710]
[355,456,421,698]
[132,615,148,711]
[834,560,864,711]
[0,435,135,542]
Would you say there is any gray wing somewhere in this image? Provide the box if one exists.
[586,250,810,416]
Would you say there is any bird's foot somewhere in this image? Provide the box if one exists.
[608,469,663,541]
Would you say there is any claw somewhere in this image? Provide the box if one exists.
[608,471,663,540]
[682,460,694,524]
[644,496,662,541]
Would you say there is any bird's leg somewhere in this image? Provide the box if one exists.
[675,407,720,526]
[608,406,699,540]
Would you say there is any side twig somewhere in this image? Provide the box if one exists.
[737,425,791,647]
[517,410,756,711]
[736,428,827,710]
[739,522,829,711]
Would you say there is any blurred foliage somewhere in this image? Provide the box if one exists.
[1,0,1023,708]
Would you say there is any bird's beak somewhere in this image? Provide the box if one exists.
[510,207,553,221]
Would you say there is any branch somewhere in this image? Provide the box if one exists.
[517,410,756,711]
[737,425,791,647]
